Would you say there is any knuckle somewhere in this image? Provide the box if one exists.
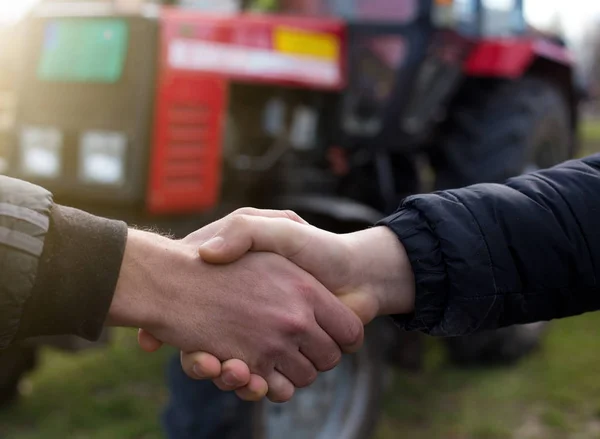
[282,313,311,336]
[294,283,316,302]
[227,214,252,232]
[262,340,286,361]
[232,207,257,217]
[282,209,301,222]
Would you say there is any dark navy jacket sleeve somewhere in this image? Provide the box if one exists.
[378,154,600,337]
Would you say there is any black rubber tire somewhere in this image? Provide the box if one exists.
[0,344,38,409]
[445,323,549,367]
[433,77,572,367]
[434,77,571,189]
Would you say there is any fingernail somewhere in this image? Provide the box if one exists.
[193,363,204,378]
[200,237,224,252]
[222,371,238,386]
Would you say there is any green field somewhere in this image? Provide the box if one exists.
[3,313,600,439]
[1,122,600,439]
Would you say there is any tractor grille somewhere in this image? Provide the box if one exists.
[163,104,210,188]
[147,75,226,214]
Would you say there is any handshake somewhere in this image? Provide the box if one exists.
[107,209,415,403]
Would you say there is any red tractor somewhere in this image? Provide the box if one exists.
[4,0,579,436]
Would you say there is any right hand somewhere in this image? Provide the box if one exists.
[108,227,364,402]
[174,211,415,401]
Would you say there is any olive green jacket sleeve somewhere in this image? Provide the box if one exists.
[0,176,127,349]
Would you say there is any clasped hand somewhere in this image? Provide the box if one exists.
[133,208,414,403]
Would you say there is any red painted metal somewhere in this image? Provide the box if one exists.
[147,8,348,214]
[465,38,573,78]
[147,72,227,214]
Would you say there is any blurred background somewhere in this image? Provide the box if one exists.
[2,0,600,438]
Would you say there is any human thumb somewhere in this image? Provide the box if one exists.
[198,216,311,265]
[137,328,164,353]
[337,291,379,326]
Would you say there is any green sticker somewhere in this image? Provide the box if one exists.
[38,19,129,83]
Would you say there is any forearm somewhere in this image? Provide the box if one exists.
[107,229,175,330]
[380,155,600,336]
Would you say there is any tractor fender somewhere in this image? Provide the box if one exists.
[464,38,573,79]
[273,195,384,229]
[464,38,578,155]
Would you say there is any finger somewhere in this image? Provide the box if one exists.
[338,291,380,326]
[199,216,315,265]
[235,375,269,402]
[299,326,343,372]
[212,359,252,391]
[275,352,318,389]
[181,351,223,380]
[312,285,365,354]
[185,208,308,246]
[137,329,164,353]
[198,216,352,296]
[266,371,295,403]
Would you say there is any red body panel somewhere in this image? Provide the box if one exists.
[147,9,347,214]
[147,73,227,214]
[465,38,573,78]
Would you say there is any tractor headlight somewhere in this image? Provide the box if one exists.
[79,131,127,185]
[20,127,63,178]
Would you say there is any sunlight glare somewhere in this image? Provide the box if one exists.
[0,0,42,25]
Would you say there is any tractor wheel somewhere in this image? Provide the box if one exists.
[435,77,571,188]
[445,323,548,367]
[253,320,389,439]
[433,77,572,367]
[0,344,38,409]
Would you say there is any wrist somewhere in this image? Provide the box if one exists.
[107,229,173,329]
[349,226,415,317]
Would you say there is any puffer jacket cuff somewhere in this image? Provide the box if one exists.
[377,206,448,333]
[15,205,128,342]
[377,192,502,337]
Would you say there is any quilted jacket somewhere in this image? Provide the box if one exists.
[0,176,126,349]
[381,154,600,336]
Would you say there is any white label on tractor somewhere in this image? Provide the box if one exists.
[168,39,341,87]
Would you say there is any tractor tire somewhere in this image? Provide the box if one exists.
[445,323,548,367]
[435,77,571,189]
[0,344,38,409]
[433,77,572,367]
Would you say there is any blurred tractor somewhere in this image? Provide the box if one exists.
[5,0,579,436]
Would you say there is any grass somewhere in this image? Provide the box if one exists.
[580,120,600,143]
[0,330,175,439]
[2,120,600,439]
[374,312,600,439]
[2,314,600,439]
[579,119,600,157]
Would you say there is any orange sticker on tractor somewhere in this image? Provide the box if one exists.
[273,27,340,61]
